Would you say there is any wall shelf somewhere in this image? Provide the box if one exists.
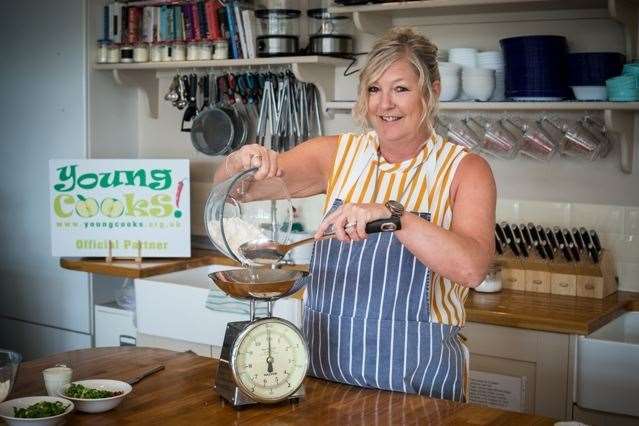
[96,56,351,119]
[328,0,638,59]
[326,100,636,174]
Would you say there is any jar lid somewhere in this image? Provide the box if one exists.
[255,9,301,18]
[307,8,350,19]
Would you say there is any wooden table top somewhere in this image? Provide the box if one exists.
[466,288,639,335]
[9,347,553,425]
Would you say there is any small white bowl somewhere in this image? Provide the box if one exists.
[571,86,607,101]
[58,379,131,414]
[0,396,74,426]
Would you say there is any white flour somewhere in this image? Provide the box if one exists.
[208,217,269,265]
[0,379,10,402]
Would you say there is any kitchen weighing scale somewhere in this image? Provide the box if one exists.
[209,268,308,407]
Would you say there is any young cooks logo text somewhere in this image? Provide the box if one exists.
[52,165,185,219]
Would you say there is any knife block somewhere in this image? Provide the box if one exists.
[494,249,616,299]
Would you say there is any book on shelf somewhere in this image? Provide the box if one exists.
[241,9,256,59]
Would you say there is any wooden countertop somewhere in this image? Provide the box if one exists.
[61,251,639,335]
[466,289,639,335]
[9,347,553,425]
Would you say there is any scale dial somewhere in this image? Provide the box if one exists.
[231,317,308,403]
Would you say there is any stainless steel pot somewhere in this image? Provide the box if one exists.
[257,35,298,57]
[309,35,353,56]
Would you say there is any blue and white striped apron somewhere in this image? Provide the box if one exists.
[299,143,467,402]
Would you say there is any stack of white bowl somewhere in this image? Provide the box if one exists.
[449,48,478,100]
[449,48,478,68]
[438,62,462,101]
[477,51,505,101]
[462,67,495,101]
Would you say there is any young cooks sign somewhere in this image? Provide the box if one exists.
[49,159,190,257]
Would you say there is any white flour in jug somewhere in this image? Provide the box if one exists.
[208,217,269,265]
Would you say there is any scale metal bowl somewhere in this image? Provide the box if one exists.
[209,267,307,301]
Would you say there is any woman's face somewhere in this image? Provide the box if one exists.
[366,59,434,146]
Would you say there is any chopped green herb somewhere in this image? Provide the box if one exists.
[64,383,123,399]
[13,401,69,418]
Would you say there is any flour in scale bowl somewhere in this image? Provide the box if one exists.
[208,217,270,266]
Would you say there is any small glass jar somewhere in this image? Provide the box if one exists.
[107,43,121,63]
[213,39,229,60]
[186,41,199,61]
[120,44,134,63]
[133,42,149,63]
[198,40,213,60]
[160,42,173,62]
[149,42,162,62]
[96,40,109,63]
[172,41,186,61]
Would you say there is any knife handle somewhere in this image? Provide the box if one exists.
[589,230,602,253]
[513,226,528,257]
[495,233,503,255]
[519,224,532,248]
[572,227,584,251]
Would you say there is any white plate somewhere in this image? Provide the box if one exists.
[58,379,131,414]
[0,396,74,426]
[511,97,563,101]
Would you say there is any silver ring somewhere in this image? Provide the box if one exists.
[345,222,357,229]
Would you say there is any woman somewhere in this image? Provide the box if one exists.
[214,27,496,401]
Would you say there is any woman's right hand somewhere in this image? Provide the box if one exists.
[226,144,282,180]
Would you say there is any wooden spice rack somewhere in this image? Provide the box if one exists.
[494,250,617,299]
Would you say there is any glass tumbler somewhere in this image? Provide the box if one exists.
[540,115,601,161]
[466,116,519,159]
[436,116,481,151]
[502,116,557,161]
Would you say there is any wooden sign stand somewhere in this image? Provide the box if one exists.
[106,240,143,265]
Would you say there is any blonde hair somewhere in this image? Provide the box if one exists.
[353,27,440,133]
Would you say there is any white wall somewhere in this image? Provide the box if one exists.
[0,0,91,359]
[125,8,639,289]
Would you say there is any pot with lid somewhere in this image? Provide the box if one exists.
[255,9,300,57]
[307,8,353,56]
[204,167,294,265]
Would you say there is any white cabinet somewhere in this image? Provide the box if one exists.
[135,265,303,356]
[94,302,137,347]
[464,321,573,420]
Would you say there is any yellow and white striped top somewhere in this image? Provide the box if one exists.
[324,130,470,326]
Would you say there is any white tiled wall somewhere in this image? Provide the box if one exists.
[497,199,639,293]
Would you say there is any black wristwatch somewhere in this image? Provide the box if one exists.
[385,200,405,219]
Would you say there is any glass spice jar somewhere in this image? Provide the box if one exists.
[186,41,199,61]
[213,39,229,60]
[133,42,149,62]
[120,44,134,63]
[172,41,186,61]
[149,42,162,62]
[198,40,213,60]
[107,43,121,63]
[96,40,109,63]
[160,42,173,62]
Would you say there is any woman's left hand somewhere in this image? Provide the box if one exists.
[315,202,392,242]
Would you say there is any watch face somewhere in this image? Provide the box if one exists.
[231,318,308,402]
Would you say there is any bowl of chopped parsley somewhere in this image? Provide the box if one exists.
[58,380,131,413]
[0,396,73,425]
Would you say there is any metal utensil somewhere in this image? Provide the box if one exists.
[239,218,401,264]
[126,365,165,386]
